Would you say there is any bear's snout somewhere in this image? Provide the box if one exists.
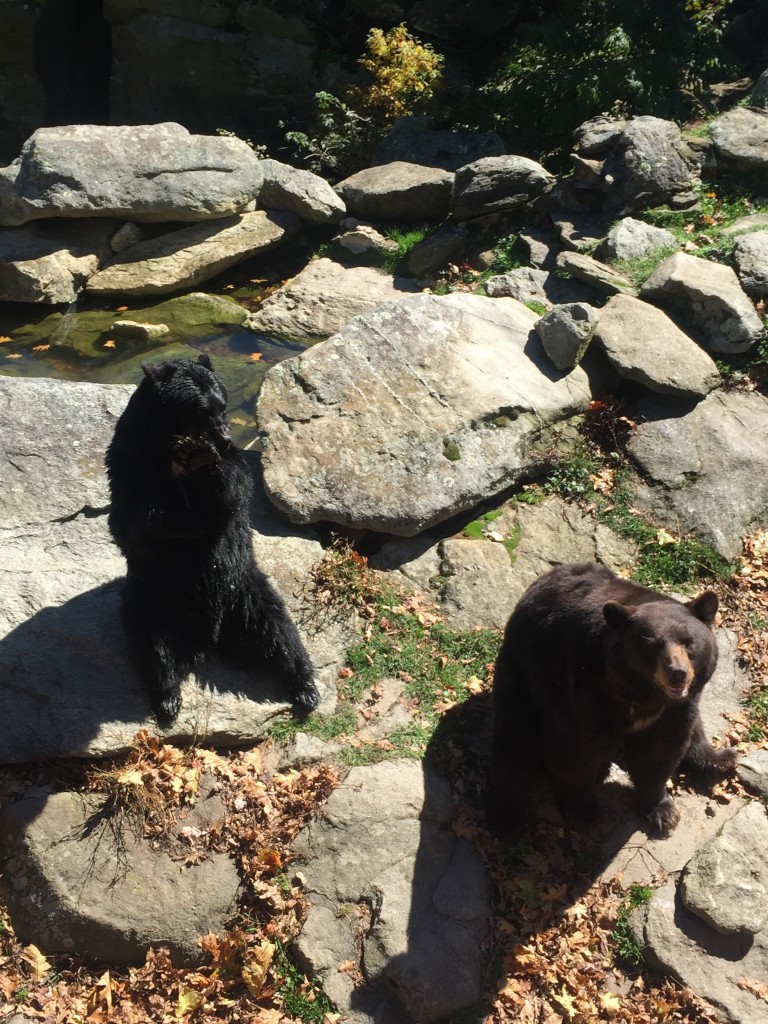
[655,643,694,698]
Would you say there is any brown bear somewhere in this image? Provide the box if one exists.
[487,562,737,838]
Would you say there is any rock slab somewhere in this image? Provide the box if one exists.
[293,759,489,1023]
[256,292,592,535]
[0,123,264,226]
[0,790,240,965]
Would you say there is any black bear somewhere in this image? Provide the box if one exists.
[106,354,319,726]
[488,562,737,837]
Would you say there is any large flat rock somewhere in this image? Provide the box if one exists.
[0,377,344,764]
[627,389,768,559]
[0,122,264,226]
[85,210,297,297]
[256,292,592,535]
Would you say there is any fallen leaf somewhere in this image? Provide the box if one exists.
[21,944,51,980]
[0,335,12,342]
[175,986,204,1017]
[242,939,275,997]
[248,352,263,361]
[116,305,128,312]
[104,339,116,349]
[32,343,50,352]
[5,352,22,359]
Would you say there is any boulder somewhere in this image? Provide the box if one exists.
[0,376,343,764]
[246,257,419,343]
[635,845,768,1023]
[293,759,489,1022]
[450,155,553,220]
[485,267,595,308]
[627,389,768,559]
[407,222,468,276]
[754,68,768,108]
[0,219,118,304]
[738,749,768,800]
[680,801,768,937]
[556,250,634,295]
[710,106,768,175]
[373,115,506,171]
[334,161,453,222]
[0,788,240,966]
[592,293,721,397]
[256,292,592,535]
[600,116,698,209]
[536,301,599,371]
[0,123,264,226]
[257,158,346,224]
[734,230,768,296]
[85,210,298,297]
[595,217,677,263]
[641,251,764,354]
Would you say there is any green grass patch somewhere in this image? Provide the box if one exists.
[612,245,678,288]
[381,224,430,274]
[524,299,548,316]
[273,941,334,1023]
[533,441,737,590]
[744,685,768,742]
[463,509,503,540]
[491,233,528,275]
[612,884,654,968]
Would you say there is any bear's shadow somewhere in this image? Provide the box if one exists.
[0,578,294,766]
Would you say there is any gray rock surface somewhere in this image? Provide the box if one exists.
[680,801,768,937]
[596,216,677,263]
[0,219,118,303]
[407,222,468,277]
[293,759,489,1023]
[247,257,419,344]
[535,301,599,370]
[635,857,768,1023]
[734,230,768,296]
[627,389,768,559]
[450,155,553,220]
[485,266,596,308]
[86,210,297,297]
[0,123,264,226]
[373,116,506,171]
[737,749,768,799]
[257,292,592,535]
[593,293,721,396]
[754,69,768,108]
[0,376,344,763]
[641,251,764,354]
[601,116,698,209]
[257,158,346,224]
[710,106,768,175]
[0,789,239,965]
[334,162,453,222]
[556,250,634,295]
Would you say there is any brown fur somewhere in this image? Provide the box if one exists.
[487,562,737,837]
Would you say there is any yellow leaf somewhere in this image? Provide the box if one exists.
[22,944,51,980]
[116,305,128,312]
[552,986,577,1019]
[104,339,116,349]
[248,352,263,361]
[599,991,622,1011]
[656,528,676,546]
[175,986,204,1017]
[0,335,11,342]
[242,939,275,997]
[5,352,22,359]
[32,344,50,352]
[465,675,484,694]
[117,768,144,786]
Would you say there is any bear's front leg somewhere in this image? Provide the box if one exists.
[222,567,320,717]
[623,712,692,836]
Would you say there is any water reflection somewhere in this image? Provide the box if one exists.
[0,258,311,446]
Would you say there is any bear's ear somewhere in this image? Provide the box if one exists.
[141,361,176,386]
[197,353,213,371]
[603,600,634,632]
[688,590,718,625]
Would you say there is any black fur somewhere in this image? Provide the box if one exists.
[106,354,319,726]
[487,562,736,838]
